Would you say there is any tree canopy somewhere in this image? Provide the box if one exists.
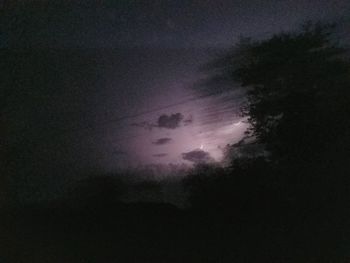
[213,22,350,162]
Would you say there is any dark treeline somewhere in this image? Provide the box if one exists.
[1,22,350,262]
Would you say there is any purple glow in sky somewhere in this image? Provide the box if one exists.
[103,91,248,168]
[3,0,349,176]
[88,49,248,169]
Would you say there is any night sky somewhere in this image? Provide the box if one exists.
[3,0,349,48]
[3,0,350,174]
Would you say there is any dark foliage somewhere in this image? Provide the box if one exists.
[181,22,350,261]
[217,22,350,160]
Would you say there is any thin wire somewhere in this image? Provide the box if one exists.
[15,90,235,150]
[56,90,229,135]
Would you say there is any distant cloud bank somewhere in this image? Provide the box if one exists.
[182,149,214,164]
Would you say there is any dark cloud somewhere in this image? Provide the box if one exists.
[152,138,172,145]
[182,149,214,164]
[157,113,184,129]
[153,153,168,158]
[131,113,187,130]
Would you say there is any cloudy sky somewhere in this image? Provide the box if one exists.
[3,0,350,173]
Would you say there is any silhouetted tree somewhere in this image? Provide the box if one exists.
[215,22,350,162]
[182,23,350,260]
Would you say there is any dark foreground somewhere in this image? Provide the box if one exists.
[1,200,349,263]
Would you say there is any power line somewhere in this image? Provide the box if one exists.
[59,90,233,135]
[6,90,237,150]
